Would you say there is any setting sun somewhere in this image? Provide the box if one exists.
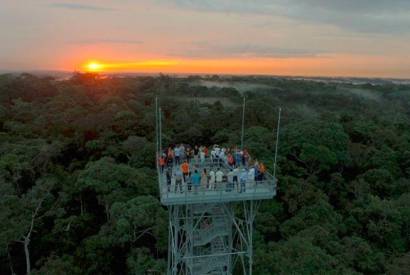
[85,61,104,72]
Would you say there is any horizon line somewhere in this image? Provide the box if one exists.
[0,68,409,81]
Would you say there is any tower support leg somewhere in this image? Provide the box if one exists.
[167,201,260,275]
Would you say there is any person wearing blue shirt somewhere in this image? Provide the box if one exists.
[240,169,248,193]
[174,145,181,165]
[191,170,201,194]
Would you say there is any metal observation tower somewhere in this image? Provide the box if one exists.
[155,97,280,275]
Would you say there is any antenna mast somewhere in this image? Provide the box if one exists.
[159,106,163,154]
[273,107,282,178]
[241,96,246,150]
[155,97,159,153]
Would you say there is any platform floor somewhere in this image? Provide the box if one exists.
[160,184,276,205]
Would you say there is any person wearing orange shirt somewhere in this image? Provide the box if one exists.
[167,147,174,167]
[259,162,266,181]
[181,160,190,182]
[159,154,166,173]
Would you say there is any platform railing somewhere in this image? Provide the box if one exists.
[158,158,277,201]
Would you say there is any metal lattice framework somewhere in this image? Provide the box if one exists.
[167,201,261,275]
[155,96,280,275]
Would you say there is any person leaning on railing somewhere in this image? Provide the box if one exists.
[215,168,224,190]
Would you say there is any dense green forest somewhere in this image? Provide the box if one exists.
[1,73,410,274]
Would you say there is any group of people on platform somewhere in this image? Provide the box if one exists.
[158,144,267,194]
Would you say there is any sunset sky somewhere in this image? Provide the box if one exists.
[1,0,410,78]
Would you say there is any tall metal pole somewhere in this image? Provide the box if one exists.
[249,200,253,275]
[241,96,246,150]
[273,108,282,178]
[159,106,163,154]
[155,97,159,156]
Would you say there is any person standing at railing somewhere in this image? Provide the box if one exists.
[243,148,250,167]
[167,146,174,168]
[248,166,255,185]
[240,168,248,193]
[159,154,166,173]
[201,168,208,191]
[254,160,260,182]
[218,148,225,168]
[227,153,235,168]
[181,160,190,183]
[215,168,224,191]
[234,149,242,168]
[174,145,181,165]
[191,170,201,194]
[233,167,240,192]
[186,147,193,163]
[166,168,172,192]
[227,169,234,192]
[179,144,186,161]
[209,170,215,190]
[204,146,209,159]
[174,168,183,193]
[259,162,266,181]
[194,145,199,164]
[200,148,206,166]
[214,145,221,167]
[185,171,192,191]
[211,147,218,167]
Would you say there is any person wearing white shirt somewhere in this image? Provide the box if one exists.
[211,149,217,167]
[200,150,206,166]
[214,146,221,167]
[227,169,234,192]
[209,170,216,190]
[233,167,240,192]
[248,167,255,184]
[218,150,225,167]
[215,168,224,190]
[240,169,248,193]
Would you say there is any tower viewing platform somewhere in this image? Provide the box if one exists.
[155,98,281,274]
[158,159,277,206]
[157,145,278,274]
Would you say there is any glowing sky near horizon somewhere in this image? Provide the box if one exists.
[1,0,410,78]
